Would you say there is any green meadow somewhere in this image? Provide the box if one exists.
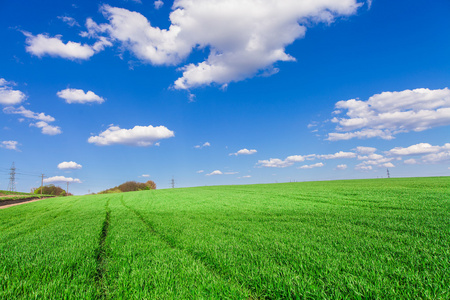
[0,177,449,299]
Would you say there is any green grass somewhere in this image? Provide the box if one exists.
[0,190,52,201]
[0,177,449,299]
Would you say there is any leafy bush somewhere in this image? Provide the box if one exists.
[34,185,69,196]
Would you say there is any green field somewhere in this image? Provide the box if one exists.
[0,177,449,299]
[0,190,50,202]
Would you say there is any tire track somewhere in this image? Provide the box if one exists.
[95,198,111,299]
[120,196,261,299]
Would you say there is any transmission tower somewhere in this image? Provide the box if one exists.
[387,168,390,178]
[8,162,16,192]
[171,177,175,188]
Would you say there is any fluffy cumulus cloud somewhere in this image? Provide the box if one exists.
[299,162,324,169]
[57,161,82,170]
[206,170,223,176]
[57,88,105,104]
[194,142,210,149]
[24,32,97,60]
[230,148,257,156]
[387,142,450,164]
[88,124,174,146]
[0,79,27,105]
[3,106,61,135]
[31,1,361,89]
[44,176,81,183]
[387,143,443,156]
[328,88,450,141]
[1,141,19,151]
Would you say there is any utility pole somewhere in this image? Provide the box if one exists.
[387,168,390,178]
[8,162,16,192]
[171,177,175,188]
[66,182,69,195]
[41,174,45,195]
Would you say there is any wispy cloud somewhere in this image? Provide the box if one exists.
[194,142,210,149]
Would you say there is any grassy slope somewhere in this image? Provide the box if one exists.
[0,190,51,201]
[0,177,449,299]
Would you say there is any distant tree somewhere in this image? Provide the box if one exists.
[34,184,67,196]
[145,180,157,190]
[98,180,156,194]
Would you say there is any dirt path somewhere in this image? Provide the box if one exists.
[0,197,51,209]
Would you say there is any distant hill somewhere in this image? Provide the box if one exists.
[99,180,156,194]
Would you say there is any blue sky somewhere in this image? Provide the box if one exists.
[1,0,449,194]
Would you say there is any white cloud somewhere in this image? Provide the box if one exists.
[154,0,164,9]
[1,141,19,151]
[194,142,210,149]
[88,124,174,146]
[224,171,238,175]
[3,106,61,135]
[357,153,384,160]
[58,161,82,170]
[355,146,377,154]
[328,88,450,140]
[230,148,257,156]
[196,170,204,173]
[422,151,450,164]
[382,162,395,168]
[31,121,62,135]
[239,175,251,178]
[387,143,442,156]
[44,176,81,184]
[336,164,347,170]
[286,155,306,162]
[316,151,356,159]
[404,158,417,165]
[355,164,372,171]
[78,1,361,89]
[3,106,55,122]
[0,79,26,105]
[57,88,105,104]
[24,32,97,60]
[206,170,223,176]
[257,158,294,168]
[141,174,150,177]
[298,162,324,169]
[58,16,80,27]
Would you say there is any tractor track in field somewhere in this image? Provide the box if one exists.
[95,198,111,299]
[119,196,262,300]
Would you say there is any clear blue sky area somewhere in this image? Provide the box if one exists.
[1,0,449,194]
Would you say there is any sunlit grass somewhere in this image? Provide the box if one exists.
[0,177,448,299]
